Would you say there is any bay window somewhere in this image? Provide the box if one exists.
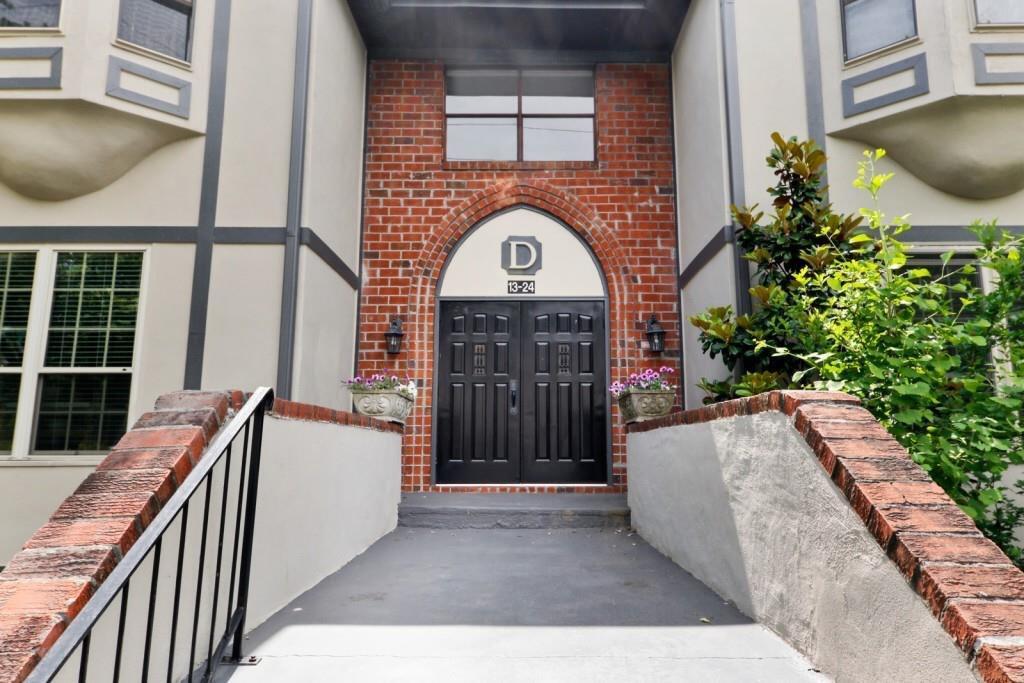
[841,0,918,62]
[0,0,61,29]
[118,0,194,62]
[975,0,1024,25]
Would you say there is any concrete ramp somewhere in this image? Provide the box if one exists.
[218,523,826,682]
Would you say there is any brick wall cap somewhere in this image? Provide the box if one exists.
[0,389,244,681]
[627,388,1024,682]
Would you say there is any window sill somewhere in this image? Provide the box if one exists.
[843,36,922,70]
[0,456,103,467]
[112,39,192,72]
[0,26,64,37]
[442,160,599,172]
[971,22,1024,33]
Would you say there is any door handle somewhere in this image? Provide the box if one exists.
[510,380,519,415]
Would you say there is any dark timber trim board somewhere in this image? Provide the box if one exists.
[300,228,360,289]
[678,225,732,290]
[972,43,1024,85]
[799,0,827,187]
[106,56,192,119]
[0,47,62,89]
[352,59,370,379]
[369,47,669,64]
[213,227,286,244]
[277,0,314,400]
[0,226,197,242]
[841,53,929,118]
[0,225,362,281]
[905,225,1024,241]
[183,0,233,390]
[719,0,751,319]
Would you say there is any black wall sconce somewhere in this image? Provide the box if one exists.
[384,318,405,354]
[646,314,666,354]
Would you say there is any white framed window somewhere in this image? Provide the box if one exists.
[841,0,918,63]
[0,0,61,30]
[117,0,194,64]
[974,0,1024,27]
[0,252,38,454]
[2,248,145,461]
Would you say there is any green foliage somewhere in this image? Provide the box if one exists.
[691,140,1024,563]
[690,134,862,399]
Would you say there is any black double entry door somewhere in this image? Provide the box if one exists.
[436,300,608,484]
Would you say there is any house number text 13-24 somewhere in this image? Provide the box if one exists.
[507,280,536,294]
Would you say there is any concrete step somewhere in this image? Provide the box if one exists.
[398,493,630,529]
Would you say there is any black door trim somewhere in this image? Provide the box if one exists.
[430,206,613,486]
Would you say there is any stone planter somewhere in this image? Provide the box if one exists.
[350,390,414,425]
[617,390,674,424]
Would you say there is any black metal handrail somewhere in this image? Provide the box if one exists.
[27,387,275,683]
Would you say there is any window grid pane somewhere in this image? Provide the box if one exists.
[0,375,20,453]
[34,374,131,453]
[445,68,596,162]
[0,0,60,28]
[0,252,36,368]
[842,0,917,61]
[45,252,142,369]
[523,117,595,161]
[118,0,192,61]
[975,0,1024,24]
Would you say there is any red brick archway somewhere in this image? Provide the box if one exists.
[357,61,680,492]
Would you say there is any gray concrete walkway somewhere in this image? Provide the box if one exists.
[219,527,826,682]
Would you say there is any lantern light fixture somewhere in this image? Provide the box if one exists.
[645,314,666,354]
[384,317,405,354]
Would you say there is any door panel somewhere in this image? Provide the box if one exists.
[521,301,607,483]
[436,300,607,484]
[437,301,521,483]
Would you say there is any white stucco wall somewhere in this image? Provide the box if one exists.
[292,252,359,409]
[303,0,367,268]
[671,0,734,408]
[439,208,605,298]
[0,464,93,565]
[628,412,975,683]
[247,415,401,626]
[202,245,283,393]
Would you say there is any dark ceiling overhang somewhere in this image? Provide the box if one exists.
[346,0,692,64]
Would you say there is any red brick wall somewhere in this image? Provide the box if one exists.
[357,61,680,492]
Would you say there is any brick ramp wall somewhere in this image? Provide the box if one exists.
[0,392,401,683]
[629,390,1024,683]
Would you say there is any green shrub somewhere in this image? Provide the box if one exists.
[690,134,862,400]
[691,140,1024,562]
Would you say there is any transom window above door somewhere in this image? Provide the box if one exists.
[445,68,596,163]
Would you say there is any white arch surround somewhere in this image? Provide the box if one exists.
[438,207,605,298]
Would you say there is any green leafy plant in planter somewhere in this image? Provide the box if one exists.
[691,139,1024,563]
[689,133,862,401]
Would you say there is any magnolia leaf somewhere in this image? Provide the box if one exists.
[893,382,932,397]
[991,396,1022,409]
[893,409,926,425]
[978,488,1003,506]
